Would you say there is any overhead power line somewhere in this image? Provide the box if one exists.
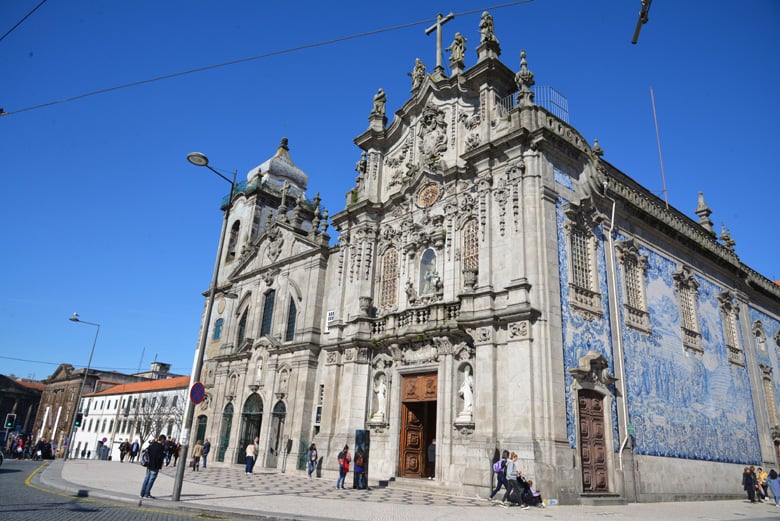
[0,354,188,374]
[0,0,48,43]
[0,1,532,117]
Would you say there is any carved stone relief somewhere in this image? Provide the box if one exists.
[417,105,448,168]
[508,320,530,339]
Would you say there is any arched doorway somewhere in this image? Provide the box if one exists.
[266,401,286,468]
[237,394,263,464]
[217,403,233,462]
[195,415,207,444]
[398,372,437,478]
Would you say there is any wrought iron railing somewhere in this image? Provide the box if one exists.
[495,85,569,123]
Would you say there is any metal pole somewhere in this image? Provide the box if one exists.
[65,317,100,461]
[172,166,236,501]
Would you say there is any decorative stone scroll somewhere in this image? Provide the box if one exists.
[569,351,617,395]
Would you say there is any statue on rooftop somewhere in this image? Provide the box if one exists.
[409,58,426,91]
[371,88,386,117]
[480,11,499,44]
[446,32,466,64]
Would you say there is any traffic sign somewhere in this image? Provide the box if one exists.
[190,382,206,404]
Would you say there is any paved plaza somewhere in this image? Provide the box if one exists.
[32,459,777,521]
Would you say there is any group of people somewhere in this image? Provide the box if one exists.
[5,434,54,460]
[742,465,780,505]
[190,439,210,471]
[118,439,141,462]
[336,444,368,489]
[486,450,545,509]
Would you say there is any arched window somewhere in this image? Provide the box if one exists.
[379,247,399,309]
[673,266,701,353]
[285,297,297,342]
[563,201,602,319]
[419,248,437,295]
[260,290,276,337]
[213,318,223,340]
[217,403,233,462]
[226,220,240,262]
[462,219,478,270]
[237,309,248,346]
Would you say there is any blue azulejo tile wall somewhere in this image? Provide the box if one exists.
[556,200,619,451]
[622,249,759,463]
[749,307,780,424]
[557,198,761,464]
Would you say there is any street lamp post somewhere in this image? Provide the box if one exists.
[66,313,100,461]
[172,152,237,501]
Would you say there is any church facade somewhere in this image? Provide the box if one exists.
[191,12,780,504]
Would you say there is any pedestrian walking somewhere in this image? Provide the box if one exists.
[766,469,780,507]
[307,443,318,478]
[191,440,203,471]
[245,438,257,474]
[488,450,509,501]
[202,439,211,469]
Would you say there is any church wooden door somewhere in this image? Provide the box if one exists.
[398,372,437,478]
[578,389,608,492]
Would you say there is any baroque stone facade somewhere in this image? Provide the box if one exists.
[189,12,780,504]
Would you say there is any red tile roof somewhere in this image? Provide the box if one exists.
[14,378,45,391]
[85,375,191,396]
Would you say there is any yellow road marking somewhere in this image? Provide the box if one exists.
[23,461,214,518]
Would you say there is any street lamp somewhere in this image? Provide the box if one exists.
[172,152,237,501]
[66,313,100,461]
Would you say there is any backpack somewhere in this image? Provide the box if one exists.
[493,459,505,474]
[141,449,150,467]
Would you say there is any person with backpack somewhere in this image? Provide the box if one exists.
[139,434,166,499]
[502,451,530,509]
[488,450,509,501]
[354,446,366,489]
[336,444,351,489]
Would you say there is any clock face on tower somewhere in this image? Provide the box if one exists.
[417,183,439,207]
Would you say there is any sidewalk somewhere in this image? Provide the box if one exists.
[37,459,775,521]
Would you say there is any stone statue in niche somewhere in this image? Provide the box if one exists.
[254,357,263,384]
[419,249,438,295]
[406,280,418,303]
[229,374,237,397]
[371,374,387,423]
[459,364,473,414]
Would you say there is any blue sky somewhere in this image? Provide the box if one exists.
[1,1,778,380]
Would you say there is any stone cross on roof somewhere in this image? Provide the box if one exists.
[425,12,454,73]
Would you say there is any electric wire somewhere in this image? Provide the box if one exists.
[0,355,189,375]
[0,1,532,117]
[0,0,48,43]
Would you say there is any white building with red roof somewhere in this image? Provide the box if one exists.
[71,375,189,461]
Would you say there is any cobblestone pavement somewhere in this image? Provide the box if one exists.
[156,464,485,508]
